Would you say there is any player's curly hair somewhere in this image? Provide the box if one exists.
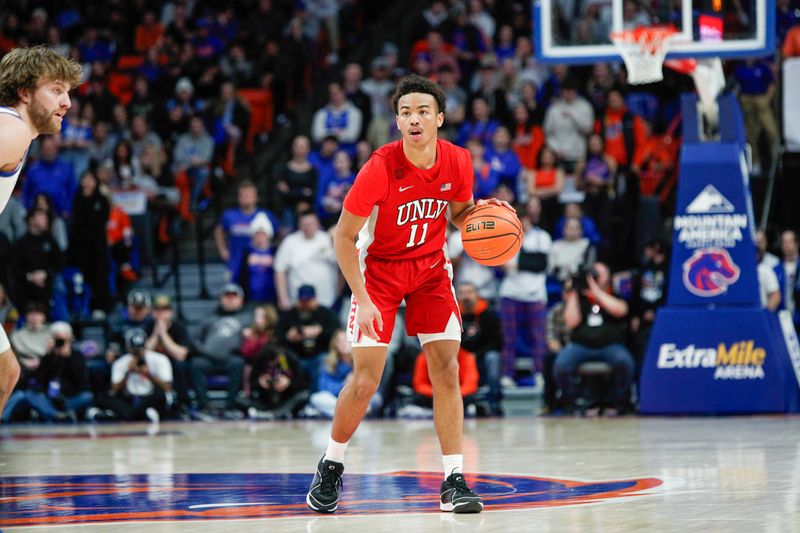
[391,74,447,115]
[0,46,82,106]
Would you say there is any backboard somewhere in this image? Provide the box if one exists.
[533,0,775,63]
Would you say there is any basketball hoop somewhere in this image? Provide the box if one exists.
[610,26,678,85]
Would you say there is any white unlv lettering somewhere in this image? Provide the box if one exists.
[396,199,449,226]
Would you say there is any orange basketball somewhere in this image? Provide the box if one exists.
[461,204,523,266]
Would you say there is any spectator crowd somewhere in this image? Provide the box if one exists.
[2,0,799,422]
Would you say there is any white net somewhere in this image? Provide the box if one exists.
[611,27,677,85]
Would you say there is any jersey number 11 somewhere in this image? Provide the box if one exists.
[405,222,429,248]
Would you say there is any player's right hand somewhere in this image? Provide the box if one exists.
[358,299,383,341]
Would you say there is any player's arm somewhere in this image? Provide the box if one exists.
[334,208,383,340]
[449,198,476,230]
[0,118,31,172]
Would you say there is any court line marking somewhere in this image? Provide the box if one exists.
[189,502,273,509]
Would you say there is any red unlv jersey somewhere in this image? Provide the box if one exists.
[343,139,473,260]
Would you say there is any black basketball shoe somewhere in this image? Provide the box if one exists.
[306,457,344,513]
[440,471,484,513]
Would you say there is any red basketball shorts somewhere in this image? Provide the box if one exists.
[347,249,462,347]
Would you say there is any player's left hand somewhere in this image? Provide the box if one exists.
[476,197,515,213]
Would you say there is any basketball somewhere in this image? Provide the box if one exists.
[461,204,523,266]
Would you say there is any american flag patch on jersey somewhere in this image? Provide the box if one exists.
[440,183,452,191]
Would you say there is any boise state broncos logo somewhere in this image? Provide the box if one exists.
[682,247,740,297]
[0,472,663,527]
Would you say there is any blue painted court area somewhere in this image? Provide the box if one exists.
[0,471,661,527]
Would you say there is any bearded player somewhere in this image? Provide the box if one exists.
[0,46,81,419]
[306,74,511,514]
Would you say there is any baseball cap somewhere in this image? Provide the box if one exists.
[125,328,147,349]
[222,283,244,298]
[297,284,316,301]
[153,294,173,309]
[127,289,151,308]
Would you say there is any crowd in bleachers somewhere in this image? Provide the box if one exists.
[1,0,798,422]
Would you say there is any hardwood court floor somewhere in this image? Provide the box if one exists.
[1,416,799,532]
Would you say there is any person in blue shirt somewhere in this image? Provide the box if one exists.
[77,27,113,63]
[308,135,339,192]
[238,213,277,304]
[59,100,93,179]
[467,139,501,200]
[455,96,499,147]
[554,202,603,246]
[484,126,522,195]
[317,150,355,228]
[733,59,778,176]
[214,180,279,281]
[23,136,77,218]
[193,19,226,61]
[494,25,517,61]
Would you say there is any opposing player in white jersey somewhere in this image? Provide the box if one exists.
[0,46,81,419]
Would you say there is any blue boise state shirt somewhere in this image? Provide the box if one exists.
[61,117,93,146]
[244,246,276,303]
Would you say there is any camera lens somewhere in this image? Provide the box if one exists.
[54,338,66,347]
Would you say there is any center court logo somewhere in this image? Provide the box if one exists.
[0,472,663,527]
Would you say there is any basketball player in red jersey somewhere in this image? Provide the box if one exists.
[307,75,511,514]
[0,47,81,420]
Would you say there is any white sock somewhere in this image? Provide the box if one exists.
[323,437,349,464]
[442,454,463,478]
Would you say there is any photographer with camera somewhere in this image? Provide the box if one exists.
[553,261,635,416]
[97,328,172,423]
[87,289,154,398]
[2,322,92,422]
